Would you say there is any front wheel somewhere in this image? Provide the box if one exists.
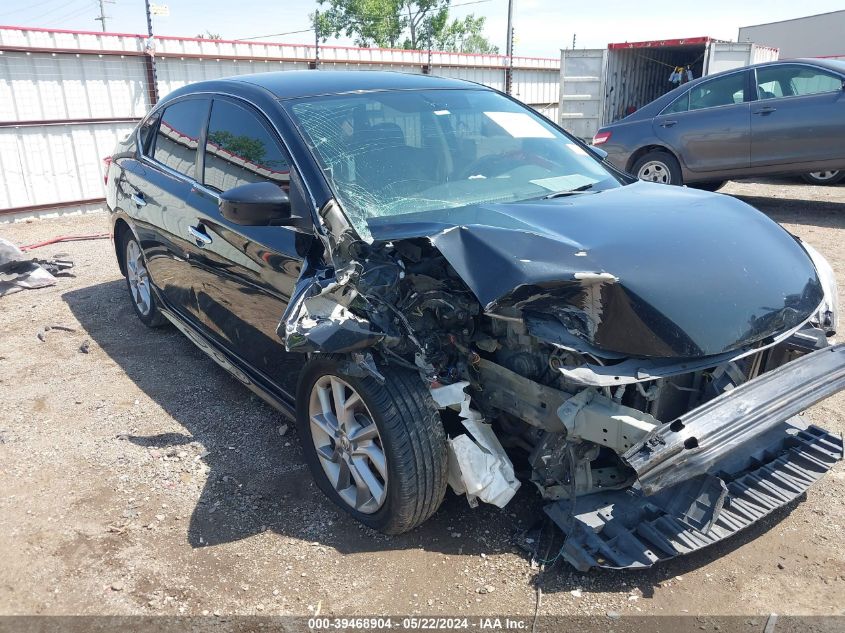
[295,356,448,534]
[632,151,683,185]
[802,171,844,186]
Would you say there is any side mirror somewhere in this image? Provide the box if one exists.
[588,145,608,160]
[219,181,293,226]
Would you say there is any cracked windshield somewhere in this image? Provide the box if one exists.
[287,89,621,239]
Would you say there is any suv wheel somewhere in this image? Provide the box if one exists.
[802,171,844,186]
[296,356,447,534]
[632,151,682,185]
[123,234,167,328]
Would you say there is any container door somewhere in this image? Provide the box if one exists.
[560,49,607,141]
[705,42,756,75]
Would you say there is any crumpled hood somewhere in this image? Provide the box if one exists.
[366,181,823,358]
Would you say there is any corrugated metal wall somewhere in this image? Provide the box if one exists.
[0,25,560,216]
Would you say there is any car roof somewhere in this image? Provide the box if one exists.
[195,70,482,100]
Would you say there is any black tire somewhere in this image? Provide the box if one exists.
[688,180,727,192]
[121,233,168,328]
[801,171,844,186]
[295,355,447,534]
[631,150,683,185]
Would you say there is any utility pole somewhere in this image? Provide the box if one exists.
[95,0,110,32]
[143,0,160,105]
[572,33,576,49]
[505,0,514,94]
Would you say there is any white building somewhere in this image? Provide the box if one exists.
[738,10,845,60]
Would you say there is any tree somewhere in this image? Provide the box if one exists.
[196,31,223,39]
[315,0,496,53]
[432,15,499,54]
[207,130,267,165]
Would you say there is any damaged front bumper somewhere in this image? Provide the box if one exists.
[623,344,845,495]
[545,344,845,570]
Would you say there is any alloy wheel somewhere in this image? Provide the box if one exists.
[125,239,152,316]
[809,170,841,181]
[308,375,388,514]
[637,160,672,184]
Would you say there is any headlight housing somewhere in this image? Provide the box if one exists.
[802,240,838,337]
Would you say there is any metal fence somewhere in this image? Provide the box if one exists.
[0,25,561,218]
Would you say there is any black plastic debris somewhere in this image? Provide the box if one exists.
[545,421,843,570]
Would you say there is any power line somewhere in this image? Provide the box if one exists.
[237,28,315,41]
[0,0,69,18]
[16,0,87,25]
[43,0,97,27]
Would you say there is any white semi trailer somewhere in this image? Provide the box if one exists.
[560,37,779,140]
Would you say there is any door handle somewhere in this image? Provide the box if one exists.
[131,193,147,207]
[188,225,212,247]
[660,120,678,128]
[753,106,777,115]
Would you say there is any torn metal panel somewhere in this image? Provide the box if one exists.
[623,344,845,496]
[283,294,385,354]
[546,422,843,571]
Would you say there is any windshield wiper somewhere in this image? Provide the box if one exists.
[542,183,596,199]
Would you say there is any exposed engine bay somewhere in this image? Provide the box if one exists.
[278,195,845,570]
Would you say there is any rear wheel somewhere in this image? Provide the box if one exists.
[122,234,167,328]
[295,356,447,534]
[632,151,682,185]
[802,171,844,186]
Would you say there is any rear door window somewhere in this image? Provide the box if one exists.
[152,99,209,179]
[663,92,690,114]
[688,73,746,110]
[203,99,291,193]
[756,64,844,99]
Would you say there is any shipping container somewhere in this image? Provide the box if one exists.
[559,38,779,140]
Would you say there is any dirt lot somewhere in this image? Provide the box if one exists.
[1,178,845,622]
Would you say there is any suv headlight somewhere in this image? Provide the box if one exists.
[802,241,838,336]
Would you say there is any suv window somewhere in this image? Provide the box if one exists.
[756,64,844,100]
[203,100,290,192]
[152,99,208,179]
[689,72,746,110]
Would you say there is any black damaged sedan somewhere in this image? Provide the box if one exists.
[105,70,844,570]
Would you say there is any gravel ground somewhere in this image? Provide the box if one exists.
[1,178,845,621]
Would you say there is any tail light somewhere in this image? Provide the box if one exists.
[592,131,612,146]
[103,156,113,185]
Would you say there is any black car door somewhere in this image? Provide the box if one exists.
[122,96,211,324]
[750,63,845,167]
[653,70,751,174]
[188,96,315,394]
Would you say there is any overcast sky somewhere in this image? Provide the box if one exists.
[1,0,843,58]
